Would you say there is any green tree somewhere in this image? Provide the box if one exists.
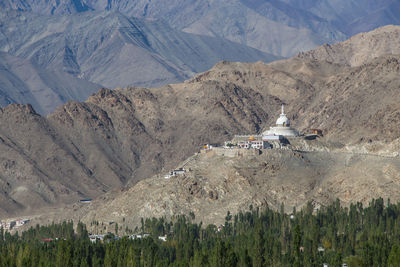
[293,224,302,267]
[388,244,400,267]
[253,224,265,267]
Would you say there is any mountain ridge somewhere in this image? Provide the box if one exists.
[0,9,277,114]
[297,25,400,67]
[2,0,400,57]
[0,25,399,219]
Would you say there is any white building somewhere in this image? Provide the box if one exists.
[89,234,105,243]
[158,236,167,242]
[3,221,16,230]
[251,140,264,149]
[16,219,30,227]
[174,168,186,175]
[237,141,251,149]
[263,105,299,137]
[164,168,186,179]
[203,144,220,150]
[130,233,150,240]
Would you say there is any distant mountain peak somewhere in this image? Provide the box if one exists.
[297,25,400,66]
[0,9,277,114]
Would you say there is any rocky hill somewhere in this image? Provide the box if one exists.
[0,10,276,114]
[68,142,400,231]
[0,26,399,218]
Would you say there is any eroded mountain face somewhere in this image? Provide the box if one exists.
[1,1,398,116]
[0,10,276,115]
[0,26,399,218]
[2,0,400,57]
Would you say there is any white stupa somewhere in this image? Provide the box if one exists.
[262,105,299,137]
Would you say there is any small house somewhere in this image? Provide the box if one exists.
[130,233,150,240]
[203,144,218,150]
[89,234,104,243]
[16,219,30,227]
[4,221,16,230]
[311,129,323,136]
[89,235,98,243]
[251,140,263,149]
[174,168,186,175]
[237,141,251,149]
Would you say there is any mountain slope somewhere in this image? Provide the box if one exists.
[0,9,277,114]
[0,52,100,114]
[180,1,344,57]
[0,26,399,217]
[73,144,400,229]
[345,1,400,36]
[283,0,400,35]
[3,0,400,57]
[0,10,276,89]
[0,104,108,216]
[297,25,400,66]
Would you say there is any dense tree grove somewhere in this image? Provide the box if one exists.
[1,198,400,266]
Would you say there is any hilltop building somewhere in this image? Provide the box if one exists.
[262,105,299,137]
[199,104,302,159]
[164,168,186,179]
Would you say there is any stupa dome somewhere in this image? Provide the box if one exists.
[262,104,299,137]
[276,114,290,126]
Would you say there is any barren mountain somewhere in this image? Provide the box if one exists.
[0,9,276,114]
[0,0,345,57]
[297,25,400,66]
[3,0,400,57]
[2,0,398,115]
[1,26,400,218]
[282,0,400,35]
[0,52,100,115]
[71,142,400,230]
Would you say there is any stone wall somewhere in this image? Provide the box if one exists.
[212,147,260,157]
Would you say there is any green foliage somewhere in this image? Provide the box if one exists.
[2,198,400,266]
